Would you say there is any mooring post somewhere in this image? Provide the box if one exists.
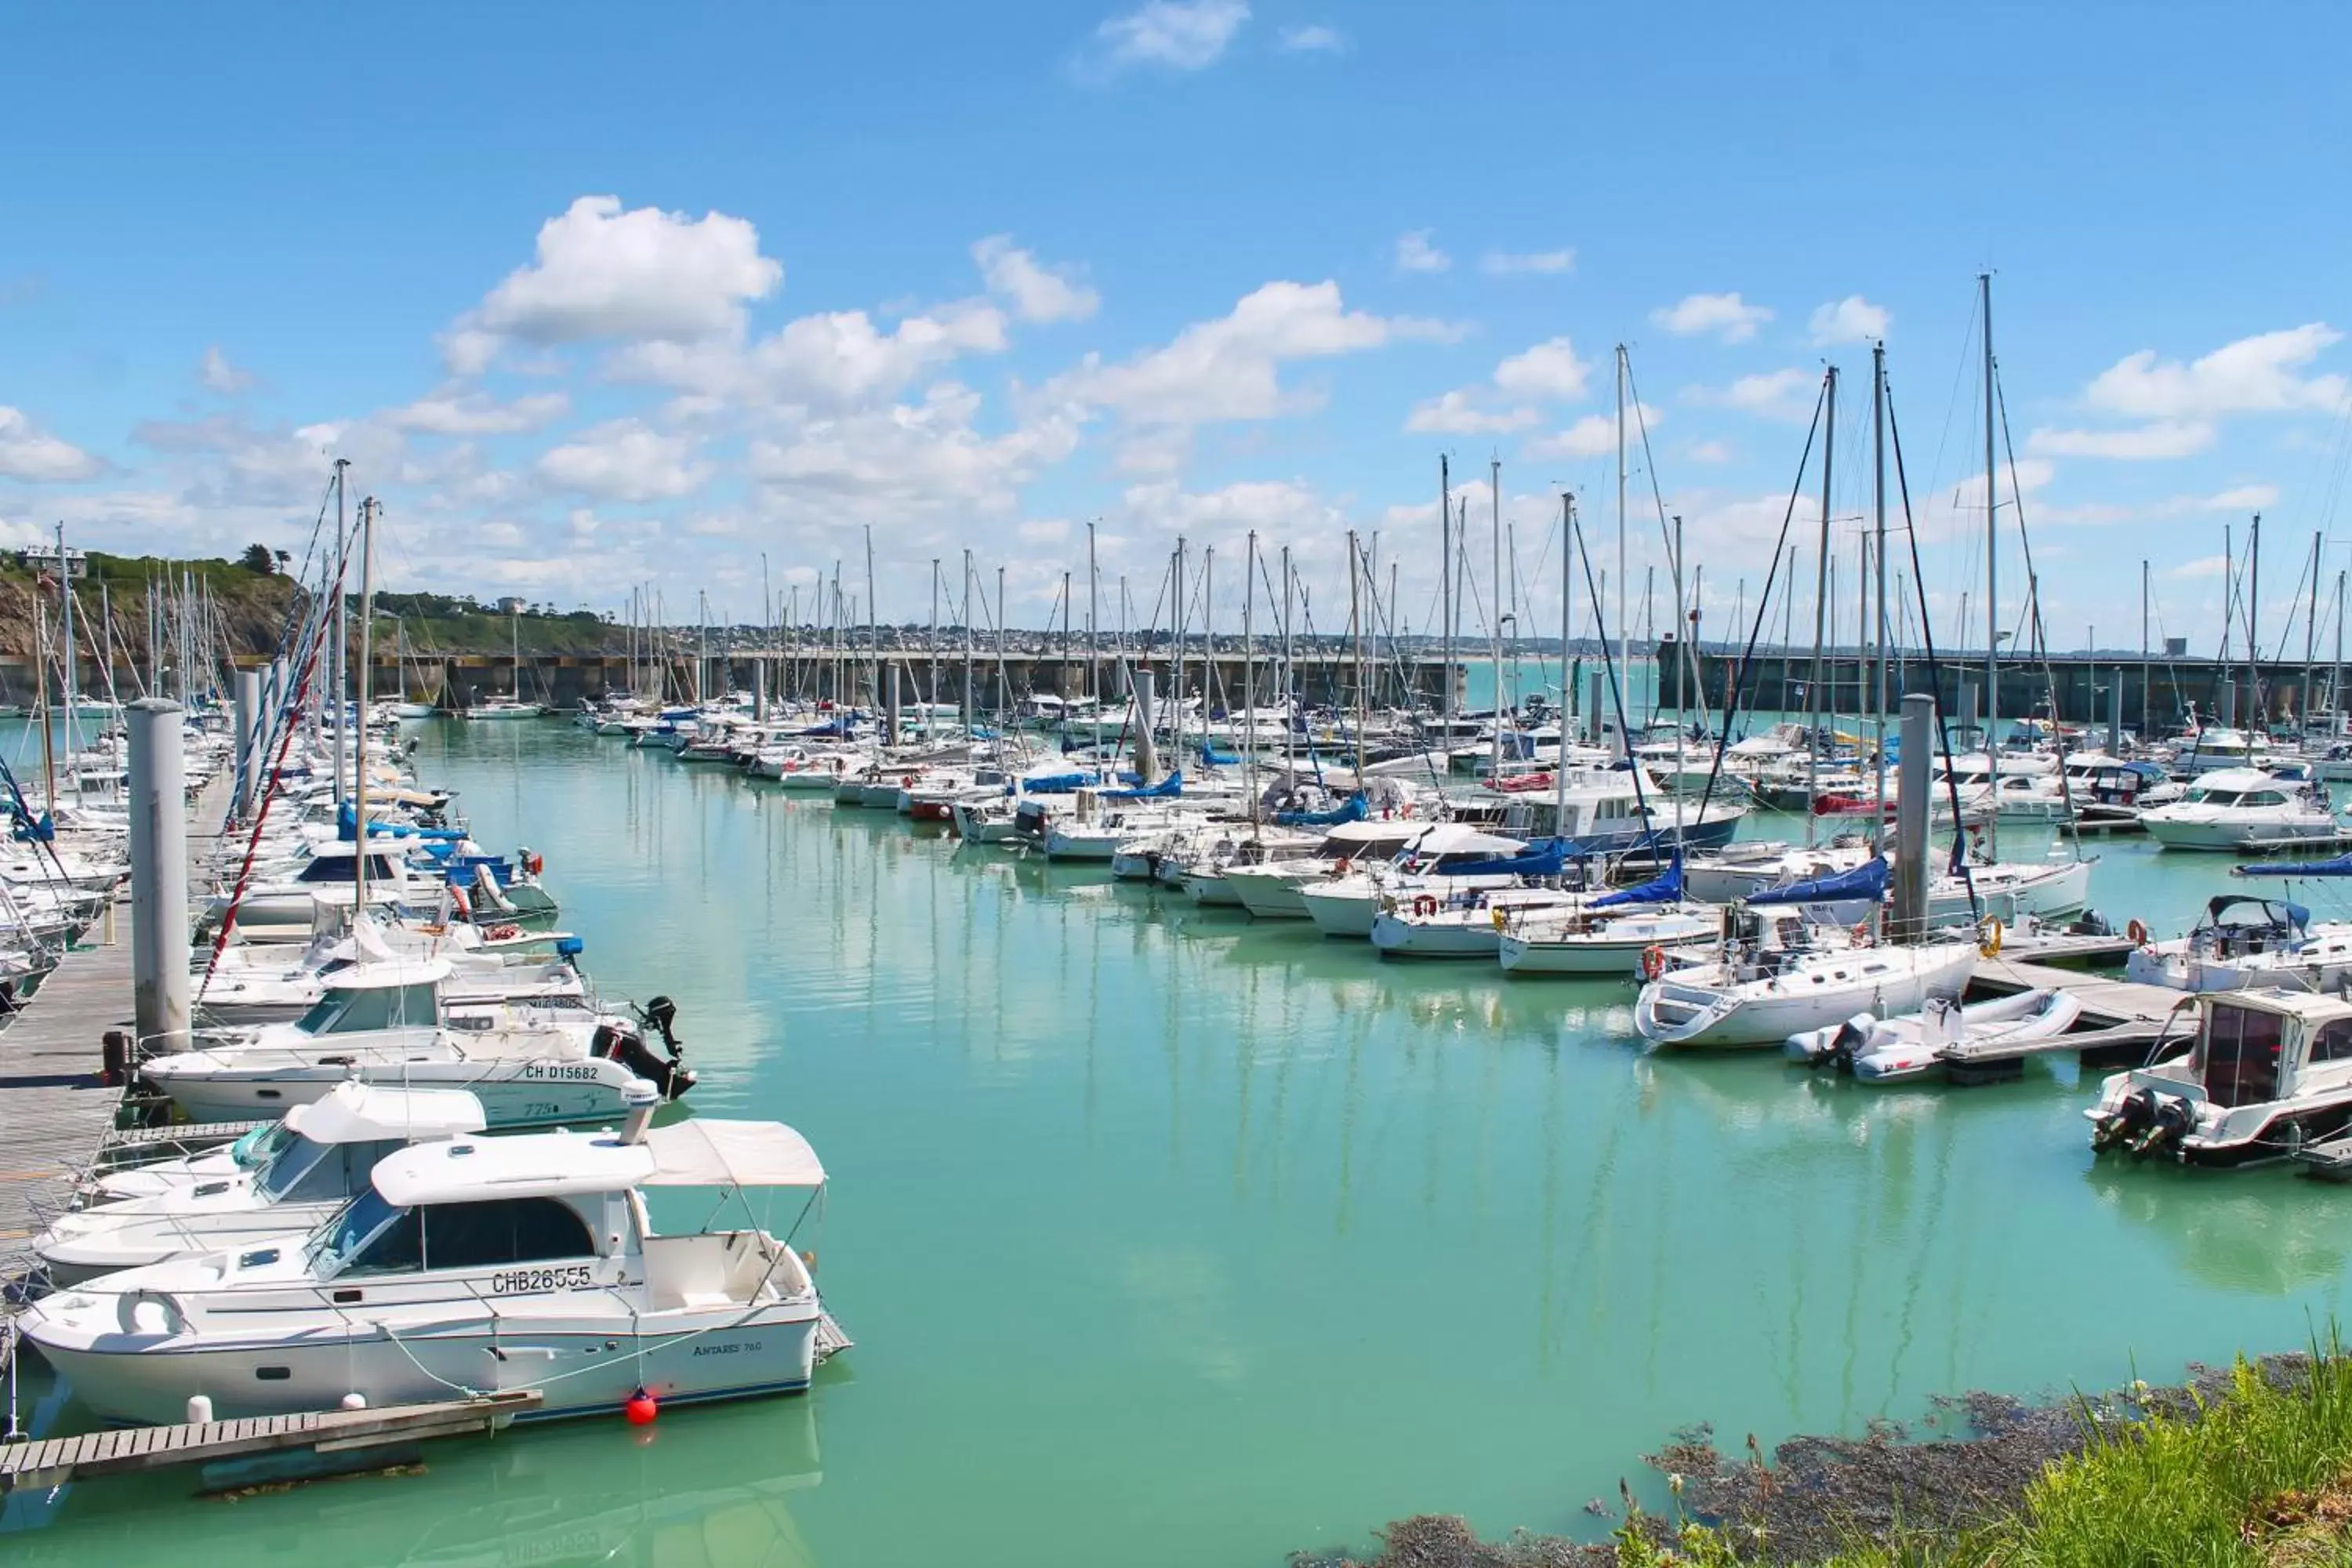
[1131,667,1159,782]
[1893,693,1933,941]
[233,666,262,818]
[127,699,191,1055]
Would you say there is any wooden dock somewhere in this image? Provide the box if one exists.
[0,1390,542,1493]
[1946,957,2197,1083]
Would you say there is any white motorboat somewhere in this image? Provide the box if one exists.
[1221,818,1428,919]
[1296,824,1529,938]
[1783,989,2083,1081]
[1635,913,1978,1049]
[2140,768,2346,852]
[139,961,692,1126]
[2123,894,2352,993]
[1494,869,1721,976]
[1367,885,1584,960]
[464,696,546,720]
[2088,989,2352,1167]
[32,1083,485,1285]
[21,1112,834,1425]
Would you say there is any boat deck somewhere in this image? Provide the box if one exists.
[2,776,227,1381]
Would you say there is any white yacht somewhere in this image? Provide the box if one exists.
[32,1084,485,1285]
[1367,884,1584,960]
[2088,989,2352,1167]
[1297,824,1530,938]
[1634,912,1978,1049]
[1494,866,1721,977]
[140,961,692,1126]
[21,1114,834,1425]
[2124,894,2352,993]
[1221,818,1427,919]
[2140,768,2346,852]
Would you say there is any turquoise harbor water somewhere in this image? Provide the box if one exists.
[9,714,2352,1566]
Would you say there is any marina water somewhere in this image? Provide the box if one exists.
[9,708,2349,1565]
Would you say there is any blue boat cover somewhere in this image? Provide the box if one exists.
[1748,855,1891,906]
[1272,794,1368,828]
[1592,855,1682,908]
[2237,855,2352,881]
[1442,837,1571,878]
[2200,892,2311,929]
[1200,744,1242,766]
[1104,771,1182,800]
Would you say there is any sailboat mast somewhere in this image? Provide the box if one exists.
[1243,530,1258,811]
[1087,521,1100,710]
[961,550,975,738]
[1490,457,1503,782]
[2307,530,2322,723]
[1614,344,1628,746]
[1806,367,1836,848]
[1982,271,2001,861]
[1871,340,1889,836]
[332,460,349,804]
[1439,456,1453,753]
[354,498,377,914]
[1557,493,1573,825]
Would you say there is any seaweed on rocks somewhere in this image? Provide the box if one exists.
[1292,1354,2328,1566]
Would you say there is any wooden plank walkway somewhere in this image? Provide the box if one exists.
[1942,956,2198,1082]
[0,1390,541,1492]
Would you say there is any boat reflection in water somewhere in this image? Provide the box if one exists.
[9,1399,825,1568]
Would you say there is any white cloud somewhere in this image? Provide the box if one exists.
[1652,292,1772,343]
[199,346,258,394]
[1492,336,1590,401]
[447,196,782,373]
[387,389,571,437]
[0,407,103,481]
[1689,367,1816,421]
[1276,23,1344,52]
[1394,229,1450,274]
[1059,278,1450,430]
[615,299,1009,409]
[2026,420,2215,460]
[2085,323,2347,420]
[1480,248,1575,277]
[1806,296,1889,345]
[1686,439,1732,464]
[2201,482,2279,511]
[1120,477,1341,539]
[2171,554,2230,580]
[1524,405,1662,461]
[1405,336,1588,437]
[972,236,1099,324]
[749,384,1081,524]
[1088,0,1250,73]
[1405,390,1539,434]
[536,419,709,502]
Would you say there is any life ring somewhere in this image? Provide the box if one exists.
[1980,916,2004,959]
[1640,945,1668,981]
[485,923,522,942]
[1852,920,1873,948]
[1490,905,1509,933]
[1333,858,1352,877]
[1412,895,1438,918]
[902,774,917,789]
[2127,917,2150,947]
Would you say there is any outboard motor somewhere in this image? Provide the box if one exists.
[2091,1087,2157,1152]
[590,996,697,1102]
[2129,1093,2196,1159]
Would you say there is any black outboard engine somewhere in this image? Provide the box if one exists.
[590,996,697,1102]
[2129,1093,2196,1159]
[2091,1087,2156,1152]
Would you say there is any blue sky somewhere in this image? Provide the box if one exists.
[2,2,2347,654]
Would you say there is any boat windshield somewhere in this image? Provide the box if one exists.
[2190,788,2243,808]
[231,1121,298,1170]
[308,1189,415,1276]
[256,1134,332,1203]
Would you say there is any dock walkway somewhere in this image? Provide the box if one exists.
[1947,957,2195,1082]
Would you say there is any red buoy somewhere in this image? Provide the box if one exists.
[624,1390,659,1425]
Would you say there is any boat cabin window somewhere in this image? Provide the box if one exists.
[256,1135,334,1202]
[2241,790,2288,808]
[419,1198,597,1270]
[316,1190,423,1276]
[2309,1018,2352,1065]
[297,854,400,884]
[2200,1004,2285,1108]
[2190,788,2242,808]
[293,981,440,1036]
[231,1121,298,1170]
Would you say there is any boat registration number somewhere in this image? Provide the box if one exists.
[490,1265,594,1294]
[520,1064,601,1081]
